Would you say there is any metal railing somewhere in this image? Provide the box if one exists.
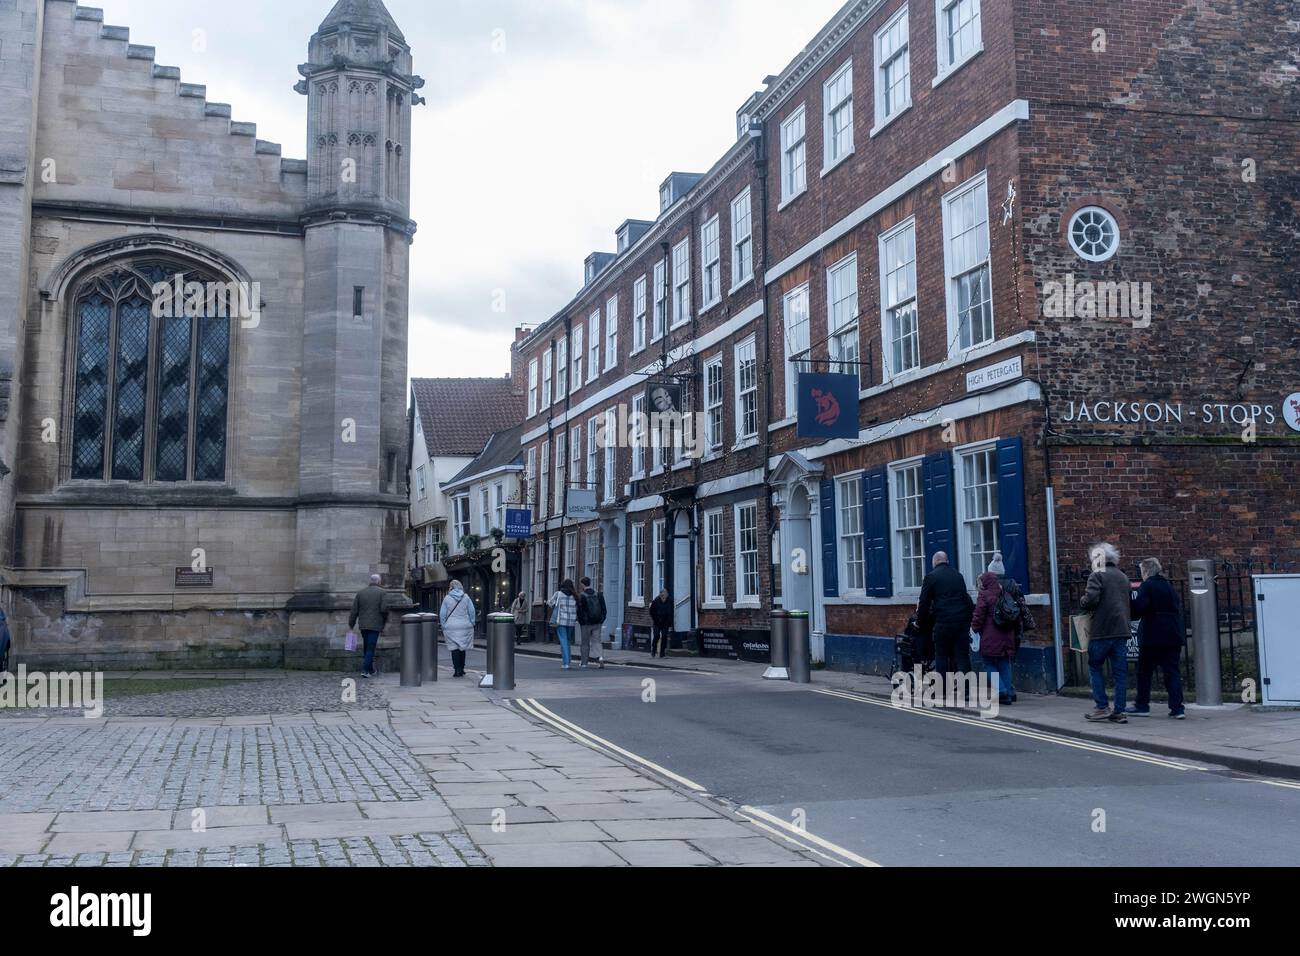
[1057,558,1294,698]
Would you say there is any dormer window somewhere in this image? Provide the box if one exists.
[660,184,673,213]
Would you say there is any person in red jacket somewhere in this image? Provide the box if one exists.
[970,554,1019,704]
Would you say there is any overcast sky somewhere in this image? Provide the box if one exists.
[93,0,846,378]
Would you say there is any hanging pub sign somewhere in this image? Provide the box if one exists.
[505,509,533,539]
[565,488,598,521]
[797,372,860,440]
[646,381,684,416]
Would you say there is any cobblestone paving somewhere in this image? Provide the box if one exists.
[0,833,490,868]
[0,721,432,813]
[0,674,388,718]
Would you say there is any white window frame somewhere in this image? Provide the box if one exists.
[734,335,758,445]
[879,217,920,380]
[632,275,648,354]
[889,457,926,594]
[733,501,760,607]
[588,311,601,379]
[570,424,583,505]
[703,508,726,607]
[453,495,471,546]
[584,530,599,586]
[780,104,807,206]
[836,472,866,596]
[564,530,578,584]
[671,238,691,328]
[605,296,619,370]
[783,285,811,420]
[539,441,549,520]
[704,354,724,455]
[548,536,560,596]
[942,171,994,353]
[571,325,584,393]
[480,486,491,536]
[603,408,617,503]
[652,519,666,597]
[527,359,539,417]
[555,336,568,398]
[526,447,537,508]
[955,439,1000,591]
[827,253,860,380]
[631,393,646,478]
[872,5,911,136]
[631,522,646,605]
[934,0,983,86]
[652,260,667,342]
[586,415,599,489]
[494,481,505,531]
[701,216,722,310]
[822,60,854,174]
[730,188,753,291]
[534,540,546,600]
[554,432,567,516]
[541,348,553,408]
[416,464,427,501]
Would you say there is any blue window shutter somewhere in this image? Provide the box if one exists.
[923,452,957,573]
[820,478,839,597]
[997,437,1030,592]
[864,467,892,597]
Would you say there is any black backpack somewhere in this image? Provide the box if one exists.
[578,590,603,625]
[993,580,1023,629]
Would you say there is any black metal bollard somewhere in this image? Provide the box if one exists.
[764,609,790,681]
[419,613,438,683]
[788,610,811,684]
[400,614,423,688]
[489,613,516,691]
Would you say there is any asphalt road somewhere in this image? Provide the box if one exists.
[463,647,1300,866]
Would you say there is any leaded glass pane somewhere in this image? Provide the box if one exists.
[72,297,112,479]
[194,315,229,481]
[155,315,192,482]
[111,298,150,480]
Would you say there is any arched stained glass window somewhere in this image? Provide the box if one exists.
[69,262,232,483]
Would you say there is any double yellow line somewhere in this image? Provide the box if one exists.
[510,697,878,867]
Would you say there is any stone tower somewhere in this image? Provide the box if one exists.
[289,0,424,626]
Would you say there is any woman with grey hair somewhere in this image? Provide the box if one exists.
[440,579,476,679]
[1080,542,1132,722]
[1130,558,1186,718]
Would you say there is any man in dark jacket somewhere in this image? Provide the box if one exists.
[649,589,673,658]
[0,607,11,686]
[916,552,975,678]
[1130,558,1185,719]
[577,577,608,669]
[1080,543,1132,722]
[349,574,389,678]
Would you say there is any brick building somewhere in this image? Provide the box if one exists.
[515,0,1299,690]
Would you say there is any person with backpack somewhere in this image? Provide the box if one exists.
[970,553,1021,704]
[649,589,673,659]
[577,577,607,669]
[440,580,477,679]
[548,579,579,670]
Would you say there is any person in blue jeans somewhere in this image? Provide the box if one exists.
[548,579,578,669]
[349,574,389,678]
[1080,543,1132,723]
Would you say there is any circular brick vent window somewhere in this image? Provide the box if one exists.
[1068,206,1120,262]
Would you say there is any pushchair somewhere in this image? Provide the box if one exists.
[894,611,933,675]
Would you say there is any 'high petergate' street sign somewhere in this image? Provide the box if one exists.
[1058,396,1299,433]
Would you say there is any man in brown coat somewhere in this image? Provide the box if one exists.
[1080,543,1132,723]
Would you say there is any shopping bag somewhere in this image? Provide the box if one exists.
[345,630,359,652]
[1069,615,1091,653]
[969,629,981,655]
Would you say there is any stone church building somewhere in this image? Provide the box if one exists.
[0,0,421,667]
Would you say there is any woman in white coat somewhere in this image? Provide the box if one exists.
[440,580,477,678]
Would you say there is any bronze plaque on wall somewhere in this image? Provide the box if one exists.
[175,569,215,588]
